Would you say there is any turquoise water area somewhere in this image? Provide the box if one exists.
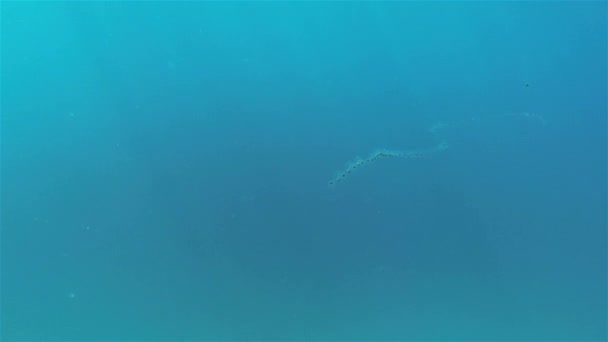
[2,2,606,340]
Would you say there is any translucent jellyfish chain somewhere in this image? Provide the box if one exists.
[328,111,545,187]
[328,141,448,187]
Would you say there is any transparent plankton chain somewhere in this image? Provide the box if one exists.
[328,111,545,187]
[328,141,449,187]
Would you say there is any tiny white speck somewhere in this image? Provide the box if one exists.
[67,292,76,299]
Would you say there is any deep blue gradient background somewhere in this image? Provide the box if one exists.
[2,2,606,340]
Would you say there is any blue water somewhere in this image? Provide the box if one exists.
[2,2,606,340]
